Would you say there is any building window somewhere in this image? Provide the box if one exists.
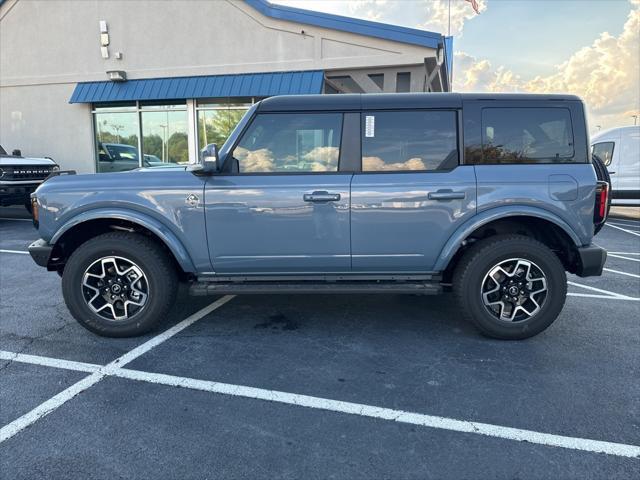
[92,101,188,173]
[231,113,342,173]
[361,111,458,172]
[196,99,252,151]
[140,102,188,165]
[93,104,139,173]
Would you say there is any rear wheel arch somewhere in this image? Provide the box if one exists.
[441,213,582,281]
[49,214,194,277]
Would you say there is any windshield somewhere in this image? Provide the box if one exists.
[105,144,138,161]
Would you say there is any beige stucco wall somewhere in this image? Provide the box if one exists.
[0,0,436,172]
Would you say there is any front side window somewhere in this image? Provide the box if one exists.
[592,141,615,166]
[480,108,575,164]
[231,113,342,173]
[361,111,458,172]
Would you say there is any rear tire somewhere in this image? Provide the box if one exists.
[62,232,177,337]
[453,235,567,340]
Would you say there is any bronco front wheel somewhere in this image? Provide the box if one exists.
[62,232,177,337]
[453,234,567,340]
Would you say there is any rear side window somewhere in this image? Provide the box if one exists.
[361,111,458,172]
[592,141,615,166]
[480,108,575,164]
[232,113,342,173]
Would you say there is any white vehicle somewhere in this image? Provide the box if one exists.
[591,126,640,206]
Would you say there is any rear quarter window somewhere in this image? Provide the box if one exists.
[479,107,576,164]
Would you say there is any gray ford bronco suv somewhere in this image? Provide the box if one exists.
[28,93,609,340]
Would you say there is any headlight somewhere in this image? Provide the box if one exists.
[51,165,60,172]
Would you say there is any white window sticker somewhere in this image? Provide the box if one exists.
[365,115,375,138]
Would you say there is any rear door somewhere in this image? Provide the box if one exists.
[204,111,354,274]
[350,108,476,272]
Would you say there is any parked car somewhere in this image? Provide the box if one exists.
[98,142,176,172]
[28,93,608,340]
[591,126,640,206]
[0,145,59,213]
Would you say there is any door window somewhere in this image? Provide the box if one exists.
[361,111,458,172]
[592,141,615,166]
[479,108,575,163]
[231,113,342,173]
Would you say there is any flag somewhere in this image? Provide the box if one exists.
[466,0,481,14]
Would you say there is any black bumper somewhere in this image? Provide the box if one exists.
[28,239,53,268]
[575,244,607,277]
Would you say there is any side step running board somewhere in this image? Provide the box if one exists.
[189,281,442,296]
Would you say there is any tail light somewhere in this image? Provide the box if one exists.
[594,181,609,225]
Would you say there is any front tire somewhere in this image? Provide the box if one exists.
[62,232,178,337]
[453,235,567,340]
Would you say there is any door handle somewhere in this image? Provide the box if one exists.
[609,171,616,174]
[428,190,466,201]
[303,191,341,203]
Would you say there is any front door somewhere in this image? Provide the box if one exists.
[204,112,351,274]
[350,109,476,272]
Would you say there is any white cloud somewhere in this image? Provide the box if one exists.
[273,0,485,35]
[454,0,640,131]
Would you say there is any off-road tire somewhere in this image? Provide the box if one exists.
[62,232,177,337]
[453,234,567,340]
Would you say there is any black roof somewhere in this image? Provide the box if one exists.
[257,93,583,112]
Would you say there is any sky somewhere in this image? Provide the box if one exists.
[273,0,640,132]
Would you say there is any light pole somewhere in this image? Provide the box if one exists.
[632,115,638,126]
[159,124,168,162]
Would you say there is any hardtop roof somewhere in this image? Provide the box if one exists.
[257,93,583,112]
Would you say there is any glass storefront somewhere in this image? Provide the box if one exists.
[141,103,188,166]
[92,98,253,173]
[93,102,188,172]
[196,100,251,150]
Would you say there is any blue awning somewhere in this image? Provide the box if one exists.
[69,70,325,104]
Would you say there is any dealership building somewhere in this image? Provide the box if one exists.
[0,0,451,173]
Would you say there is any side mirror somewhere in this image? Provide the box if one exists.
[188,143,219,175]
[12,149,22,157]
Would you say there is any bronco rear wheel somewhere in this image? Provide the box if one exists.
[453,234,567,340]
[62,232,177,337]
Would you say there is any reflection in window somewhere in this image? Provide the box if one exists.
[361,111,458,172]
[592,141,615,166]
[481,108,575,164]
[94,108,139,173]
[197,101,250,150]
[232,113,342,173]
[141,107,188,165]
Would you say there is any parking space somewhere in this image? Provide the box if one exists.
[1,206,639,478]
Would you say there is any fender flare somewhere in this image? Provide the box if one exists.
[50,208,196,272]
[433,206,583,271]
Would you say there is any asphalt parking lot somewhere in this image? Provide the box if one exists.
[1,206,639,479]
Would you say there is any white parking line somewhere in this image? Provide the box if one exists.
[605,223,640,237]
[567,281,639,301]
[0,349,638,458]
[0,249,29,255]
[603,267,640,279]
[608,253,640,263]
[0,217,31,222]
[608,219,640,227]
[0,295,235,444]
[608,252,640,255]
